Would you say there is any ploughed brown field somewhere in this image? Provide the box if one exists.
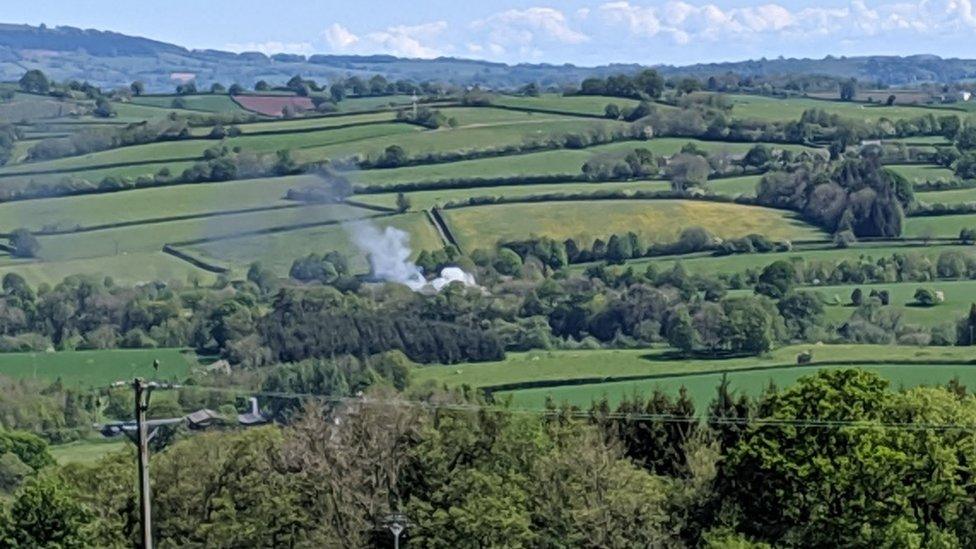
[233,95,314,116]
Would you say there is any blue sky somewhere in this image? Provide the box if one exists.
[2,1,975,66]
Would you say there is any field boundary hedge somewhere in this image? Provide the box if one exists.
[343,199,397,213]
[482,358,976,397]
[427,207,461,251]
[161,244,229,274]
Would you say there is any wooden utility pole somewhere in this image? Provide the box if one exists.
[133,378,154,549]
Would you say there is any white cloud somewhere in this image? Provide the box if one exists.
[469,7,588,57]
[595,0,973,45]
[365,21,447,58]
[322,23,359,51]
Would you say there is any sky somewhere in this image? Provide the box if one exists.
[2,1,975,66]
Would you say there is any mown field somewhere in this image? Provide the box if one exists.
[441,199,825,251]
[177,211,443,276]
[0,348,195,388]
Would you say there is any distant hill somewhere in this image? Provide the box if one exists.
[1,23,976,91]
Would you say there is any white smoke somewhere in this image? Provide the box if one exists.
[345,221,478,292]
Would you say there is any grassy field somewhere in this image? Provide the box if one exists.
[714,94,956,123]
[351,139,820,188]
[128,94,247,113]
[916,188,976,205]
[490,94,642,116]
[294,118,632,165]
[356,173,761,210]
[413,344,976,389]
[188,110,398,136]
[884,136,953,146]
[887,164,957,185]
[707,174,760,196]
[0,348,195,388]
[179,211,443,276]
[441,199,825,251]
[30,203,374,262]
[50,439,128,465]
[0,174,326,233]
[502,363,976,410]
[0,251,217,286]
[570,243,975,276]
[0,122,420,178]
[356,180,674,210]
[904,214,976,238]
[809,278,976,327]
[333,94,418,113]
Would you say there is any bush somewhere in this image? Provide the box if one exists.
[913,288,941,307]
[8,229,40,258]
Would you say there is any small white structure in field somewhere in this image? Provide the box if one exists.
[961,91,972,102]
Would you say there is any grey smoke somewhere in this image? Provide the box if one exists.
[345,220,477,292]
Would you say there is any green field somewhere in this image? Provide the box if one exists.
[904,214,976,238]
[0,251,218,286]
[333,94,419,113]
[570,243,974,276]
[357,174,760,210]
[30,203,373,262]
[714,94,955,123]
[441,199,825,251]
[294,118,631,165]
[887,164,957,185]
[50,439,128,465]
[810,278,976,327]
[0,122,420,178]
[916,188,976,205]
[128,94,248,113]
[0,174,325,233]
[352,139,819,188]
[413,344,976,389]
[490,93,642,116]
[356,180,674,210]
[706,174,760,196]
[502,363,976,410]
[178,211,443,276]
[0,348,195,388]
[188,110,397,136]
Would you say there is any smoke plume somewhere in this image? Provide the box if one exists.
[346,221,477,292]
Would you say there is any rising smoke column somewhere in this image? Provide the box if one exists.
[347,221,426,290]
[345,220,478,292]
